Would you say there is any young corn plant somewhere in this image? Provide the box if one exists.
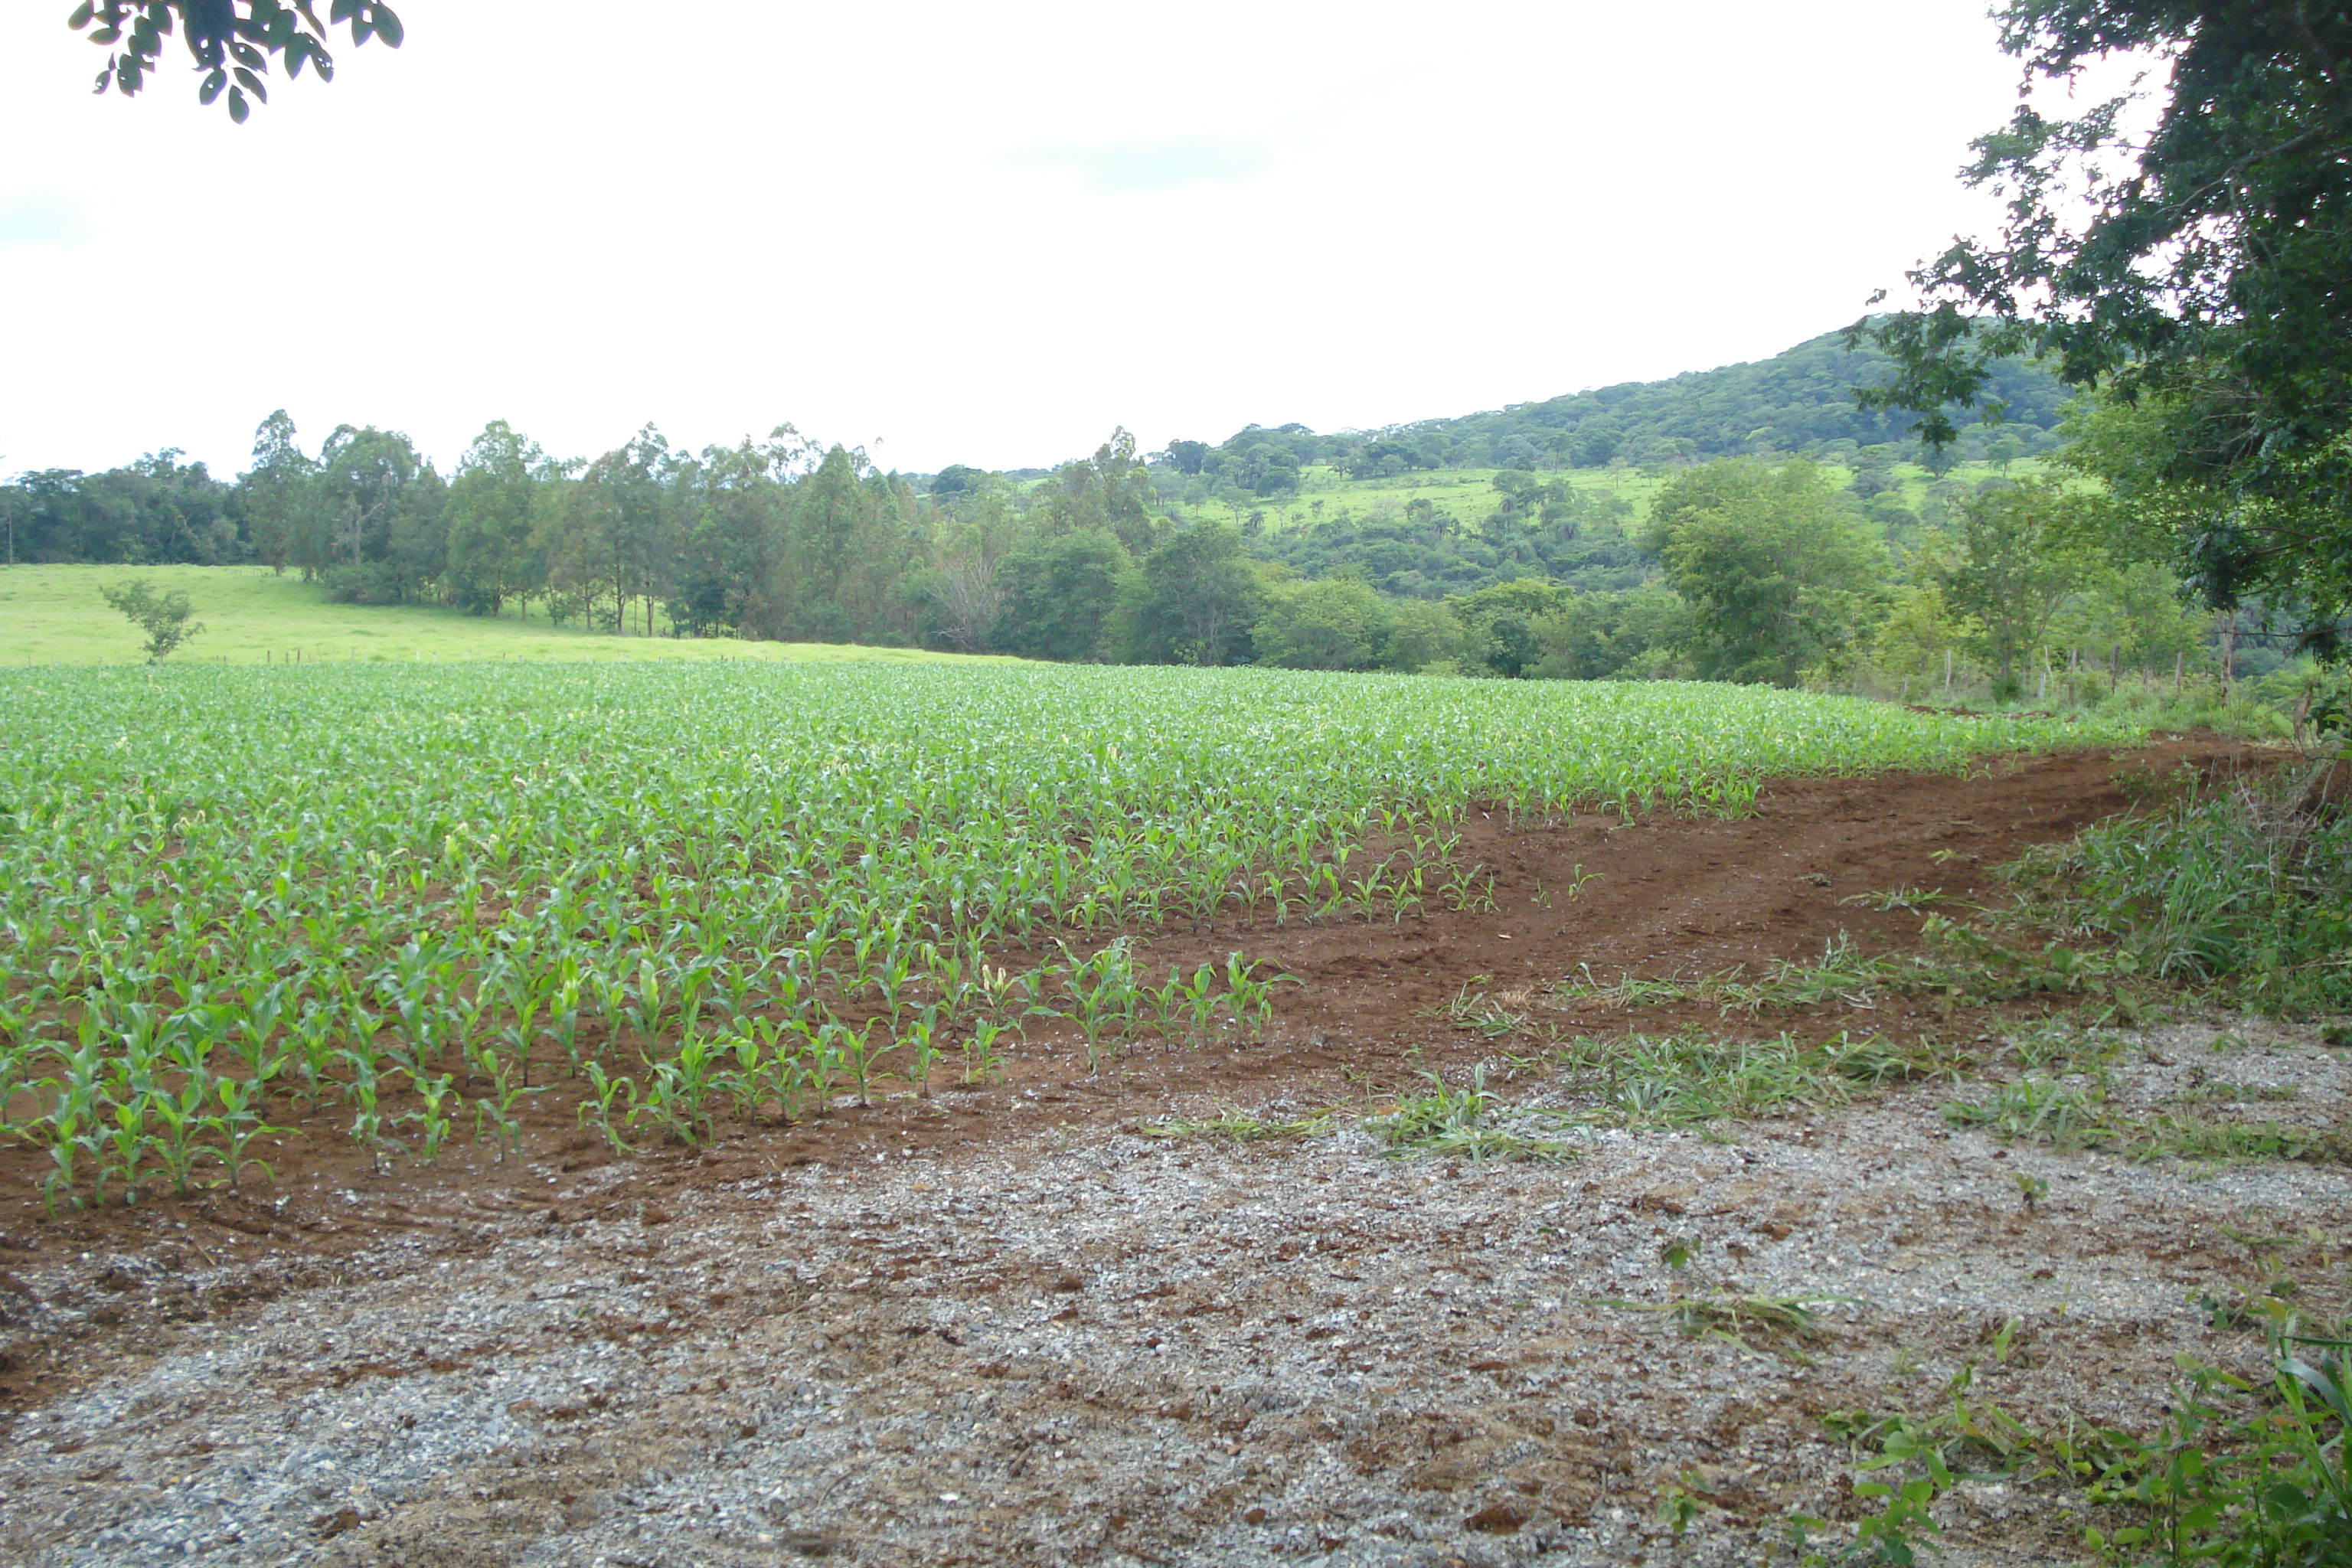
[578,1060,637,1155]
[1060,939,1143,1074]
[202,1075,286,1191]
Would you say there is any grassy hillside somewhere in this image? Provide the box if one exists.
[1175,458,2053,540]
[0,565,1017,668]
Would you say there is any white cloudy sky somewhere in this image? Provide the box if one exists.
[0,1,2053,478]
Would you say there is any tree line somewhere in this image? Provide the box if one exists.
[2,404,2295,699]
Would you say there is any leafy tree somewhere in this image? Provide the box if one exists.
[1380,598,1473,673]
[993,530,1132,662]
[5,455,240,565]
[541,429,677,634]
[1857,2,2352,651]
[776,445,911,642]
[1109,522,1259,665]
[1253,573,1390,671]
[675,430,805,639]
[1646,459,1888,684]
[443,421,554,616]
[1446,577,1571,678]
[1525,583,1693,681]
[1034,428,1160,554]
[237,410,312,575]
[309,423,423,575]
[926,476,1025,652]
[70,1,403,122]
[100,578,203,662]
[1936,480,2096,700]
[1862,580,1971,691]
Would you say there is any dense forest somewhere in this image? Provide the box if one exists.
[0,328,2285,694]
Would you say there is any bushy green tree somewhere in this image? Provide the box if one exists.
[443,421,557,617]
[994,530,1132,662]
[1253,573,1390,671]
[1446,577,1571,678]
[307,425,435,599]
[1032,429,1160,555]
[1936,479,2096,699]
[1645,459,1887,684]
[1380,598,1473,674]
[1526,583,1692,681]
[1109,522,1259,666]
[100,578,203,662]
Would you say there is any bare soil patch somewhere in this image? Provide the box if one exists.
[5,736,2342,1566]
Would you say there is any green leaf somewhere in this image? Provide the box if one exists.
[198,67,226,104]
[227,85,249,123]
[67,2,96,29]
[232,65,266,101]
[371,5,402,47]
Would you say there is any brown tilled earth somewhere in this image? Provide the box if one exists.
[3,737,2347,1567]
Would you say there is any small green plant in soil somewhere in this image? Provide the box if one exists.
[1370,1069,1580,1161]
[1818,1317,2351,1568]
[1589,1291,1853,1364]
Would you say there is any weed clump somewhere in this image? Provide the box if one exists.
[1370,1070,1581,1161]
[2022,772,2352,1014]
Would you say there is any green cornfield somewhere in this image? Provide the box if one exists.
[0,662,2134,1206]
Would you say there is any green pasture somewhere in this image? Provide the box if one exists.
[1171,459,2046,537]
[0,564,1011,668]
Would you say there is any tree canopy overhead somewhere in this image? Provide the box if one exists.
[1858,1,2352,646]
[70,1,402,121]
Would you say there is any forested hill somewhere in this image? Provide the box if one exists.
[1162,328,2073,481]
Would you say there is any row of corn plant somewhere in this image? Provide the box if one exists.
[0,662,2130,1202]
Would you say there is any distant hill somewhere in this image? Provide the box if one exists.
[1133,328,2073,493]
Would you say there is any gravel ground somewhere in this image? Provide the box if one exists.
[1,1018,2346,1568]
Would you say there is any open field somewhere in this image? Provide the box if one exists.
[0,566,1004,668]
[3,662,2346,1565]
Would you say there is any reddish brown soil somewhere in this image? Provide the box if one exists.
[0,736,2259,1415]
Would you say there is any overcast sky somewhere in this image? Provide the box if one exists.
[1,1,2050,478]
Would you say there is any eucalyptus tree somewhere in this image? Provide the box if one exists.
[236,410,313,576]
[443,421,559,617]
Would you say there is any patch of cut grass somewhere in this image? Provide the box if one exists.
[1138,1105,1337,1142]
[1538,1031,1936,1132]
[1588,1292,1856,1364]
[1942,1076,2351,1164]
